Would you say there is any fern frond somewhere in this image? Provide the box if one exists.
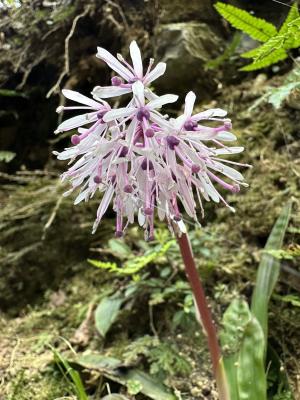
[241,47,263,59]
[240,49,287,71]
[279,3,299,35]
[214,2,277,42]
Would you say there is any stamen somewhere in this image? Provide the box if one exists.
[136,107,150,122]
[166,135,180,150]
[111,76,123,86]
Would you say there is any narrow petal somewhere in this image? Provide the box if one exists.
[147,94,178,110]
[132,81,145,106]
[103,107,135,122]
[55,113,97,133]
[216,131,237,141]
[144,62,166,85]
[130,41,143,78]
[184,91,196,118]
[193,108,227,121]
[96,47,134,80]
[62,89,100,108]
[92,85,132,99]
[213,147,244,155]
[149,112,171,129]
[209,162,244,181]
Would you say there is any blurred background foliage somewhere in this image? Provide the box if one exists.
[0,0,299,399]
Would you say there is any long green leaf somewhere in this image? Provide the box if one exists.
[214,3,277,42]
[251,202,292,342]
[221,299,253,400]
[237,315,266,400]
[51,346,89,400]
[95,295,124,337]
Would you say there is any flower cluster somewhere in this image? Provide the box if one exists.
[54,41,249,239]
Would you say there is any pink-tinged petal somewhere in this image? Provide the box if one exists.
[185,130,219,141]
[208,162,244,181]
[184,91,196,118]
[62,89,101,108]
[92,85,132,99]
[149,112,171,129]
[57,106,94,113]
[144,62,166,85]
[193,108,227,121]
[74,188,89,205]
[132,81,145,106]
[92,184,115,233]
[213,147,244,155]
[147,94,178,109]
[130,41,143,78]
[96,47,134,80]
[145,88,159,101]
[103,107,135,122]
[54,148,78,160]
[138,207,146,226]
[216,131,237,141]
[173,115,186,130]
[199,175,220,203]
[55,112,97,133]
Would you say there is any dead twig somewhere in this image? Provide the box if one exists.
[46,5,91,98]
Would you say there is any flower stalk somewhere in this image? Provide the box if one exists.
[176,229,230,400]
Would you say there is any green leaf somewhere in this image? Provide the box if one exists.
[95,295,124,337]
[206,31,242,69]
[240,49,287,71]
[237,315,266,400]
[214,2,277,42]
[108,238,132,260]
[267,82,300,109]
[76,354,122,370]
[0,89,27,97]
[51,346,89,400]
[251,202,292,343]
[0,151,16,163]
[221,299,253,400]
[279,3,300,36]
[76,354,176,400]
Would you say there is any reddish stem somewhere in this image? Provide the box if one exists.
[176,232,223,383]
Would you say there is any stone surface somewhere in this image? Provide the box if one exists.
[153,22,222,98]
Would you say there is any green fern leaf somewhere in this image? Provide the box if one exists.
[240,49,287,71]
[214,2,277,42]
[279,3,299,35]
[241,47,263,59]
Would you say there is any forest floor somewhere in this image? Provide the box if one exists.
[1,65,300,400]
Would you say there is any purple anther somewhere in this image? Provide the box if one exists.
[97,110,106,120]
[136,107,150,122]
[119,146,129,157]
[145,128,155,138]
[141,158,154,170]
[71,135,81,145]
[166,135,180,150]
[173,214,182,221]
[93,175,102,184]
[111,76,123,86]
[224,120,232,130]
[191,164,201,173]
[124,184,133,193]
[144,207,153,215]
[184,119,197,131]
[231,183,240,193]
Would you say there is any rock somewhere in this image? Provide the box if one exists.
[153,22,223,99]
[158,0,218,24]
